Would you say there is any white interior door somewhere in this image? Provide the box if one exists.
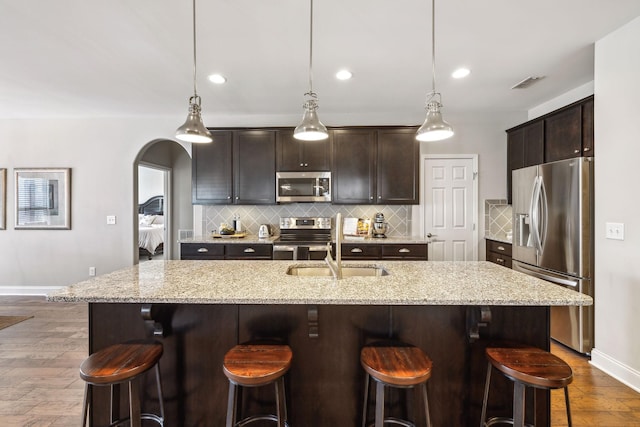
[423,155,477,261]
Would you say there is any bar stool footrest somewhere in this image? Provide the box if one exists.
[484,416,533,427]
[236,414,290,427]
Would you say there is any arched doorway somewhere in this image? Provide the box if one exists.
[133,139,192,263]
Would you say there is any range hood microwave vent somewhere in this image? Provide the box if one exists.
[511,76,545,90]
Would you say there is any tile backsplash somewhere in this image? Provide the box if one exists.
[484,199,512,240]
[201,204,412,236]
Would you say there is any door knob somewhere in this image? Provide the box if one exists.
[426,233,436,238]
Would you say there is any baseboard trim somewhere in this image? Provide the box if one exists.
[0,286,63,296]
[590,348,640,393]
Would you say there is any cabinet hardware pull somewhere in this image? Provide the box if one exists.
[197,248,208,253]
[243,248,256,253]
[235,196,239,200]
[574,149,580,154]
[378,195,381,199]
[497,246,505,251]
[300,163,304,167]
[227,196,231,199]
[497,258,504,263]
[584,147,590,152]
[370,196,374,200]
[399,248,410,253]
[304,163,308,167]
[351,248,363,253]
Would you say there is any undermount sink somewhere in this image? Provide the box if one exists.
[286,265,389,277]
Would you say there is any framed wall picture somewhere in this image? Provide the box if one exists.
[14,168,71,230]
[0,168,6,230]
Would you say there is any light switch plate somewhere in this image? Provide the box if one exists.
[106,215,116,225]
[605,222,624,240]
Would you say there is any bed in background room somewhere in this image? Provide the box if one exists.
[138,195,164,259]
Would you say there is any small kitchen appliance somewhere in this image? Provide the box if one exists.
[372,212,388,238]
[275,172,331,203]
[258,224,270,238]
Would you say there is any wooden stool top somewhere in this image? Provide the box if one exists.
[223,344,292,386]
[80,341,163,385]
[361,344,433,386]
[486,346,573,389]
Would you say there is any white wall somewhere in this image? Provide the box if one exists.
[138,166,164,203]
[590,16,640,392]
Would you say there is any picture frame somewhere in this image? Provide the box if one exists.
[0,169,6,230]
[15,168,71,230]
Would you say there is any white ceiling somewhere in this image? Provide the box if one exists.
[2,0,640,126]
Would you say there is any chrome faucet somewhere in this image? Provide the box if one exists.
[325,213,343,279]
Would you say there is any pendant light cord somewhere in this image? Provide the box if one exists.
[308,0,314,95]
[431,0,436,95]
[192,0,199,98]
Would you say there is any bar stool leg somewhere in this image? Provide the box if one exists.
[226,381,238,427]
[374,381,385,427]
[154,364,166,424]
[275,376,287,427]
[362,373,370,427]
[513,382,525,427]
[480,361,492,427]
[421,382,432,427]
[81,384,90,427]
[564,387,572,427]
[129,379,142,427]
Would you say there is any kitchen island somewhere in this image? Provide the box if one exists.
[49,260,591,426]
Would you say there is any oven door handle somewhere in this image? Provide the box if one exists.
[308,245,329,252]
[273,245,298,260]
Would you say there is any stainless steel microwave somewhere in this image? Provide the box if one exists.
[276,172,331,203]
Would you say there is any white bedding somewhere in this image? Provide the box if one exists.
[139,215,164,254]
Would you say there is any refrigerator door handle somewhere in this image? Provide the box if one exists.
[529,176,542,253]
[538,176,548,250]
[513,262,579,288]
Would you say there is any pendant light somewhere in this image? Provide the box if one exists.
[416,0,454,142]
[293,0,329,141]
[176,0,213,143]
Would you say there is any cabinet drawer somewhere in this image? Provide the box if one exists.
[340,244,382,260]
[181,243,224,260]
[486,251,512,268]
[225,244,273,260]
[382,244,428,260]
[486,240,512,256]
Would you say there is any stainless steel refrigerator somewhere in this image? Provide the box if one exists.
[512,157,594,354]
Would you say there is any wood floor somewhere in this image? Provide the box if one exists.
[0,295,638,426]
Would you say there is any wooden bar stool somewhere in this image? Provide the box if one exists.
[480,345,573,427]
[223,344,292,427]
[79,340,164,427]
[361,342,433,427]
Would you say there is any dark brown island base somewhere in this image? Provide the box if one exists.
[49,260,591,426]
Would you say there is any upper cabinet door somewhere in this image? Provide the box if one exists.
[581,97,594,156]
[192,130,233,204]
[276,129,330,171]
[544,104,582,162]
[331,129,376,204]
[234,130,276,204]
[376,128,419,204]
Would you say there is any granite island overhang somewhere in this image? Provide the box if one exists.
[48,260,591,426]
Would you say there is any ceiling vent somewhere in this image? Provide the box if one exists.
[511,76,544,90]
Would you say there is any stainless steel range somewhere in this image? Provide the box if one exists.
[272,217,331,260]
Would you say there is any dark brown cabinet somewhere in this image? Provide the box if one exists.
[332,127,419,205]
[485,239,512,268]
[376,128,420,204]
[338,242,428,261]
[192,131,234,204]
[181,243,272,260]
[506,95,594,203]
[276,129,330,171]
[192,129,276,205]
[381,244,428,260]
[340,243,383,260]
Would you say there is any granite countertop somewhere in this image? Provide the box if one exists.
[182,235,430,245]
[48,260,592,307]
[485,235,513,244]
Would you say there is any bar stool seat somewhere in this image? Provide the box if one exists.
[79,340,164,427]
[480,345,573,427]
[361,342,433,427]
[223,344,292,427]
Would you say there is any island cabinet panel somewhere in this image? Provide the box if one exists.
[276,128,330,171]
[331,128,377,204]
[88,303,550,426]
[192,130,233,204]
[376,128,420,204]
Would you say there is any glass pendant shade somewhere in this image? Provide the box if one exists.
[416,101,454,142]
[294,97,328,141]
[176,95,213,143]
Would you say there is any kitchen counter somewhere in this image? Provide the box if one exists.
[485,234,513,244]
[181,234,279,244]
[48,260,590,306]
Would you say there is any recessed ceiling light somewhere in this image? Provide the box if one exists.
[452,68,471,79]
[208,74,227,84]
[336,70,353,80]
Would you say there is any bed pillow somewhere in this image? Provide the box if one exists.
[140,215,156,226]
[153,215,164,225]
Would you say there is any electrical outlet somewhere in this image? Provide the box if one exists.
[89,267,96,276]
[605,222,624,240]
[106,215,116,225]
